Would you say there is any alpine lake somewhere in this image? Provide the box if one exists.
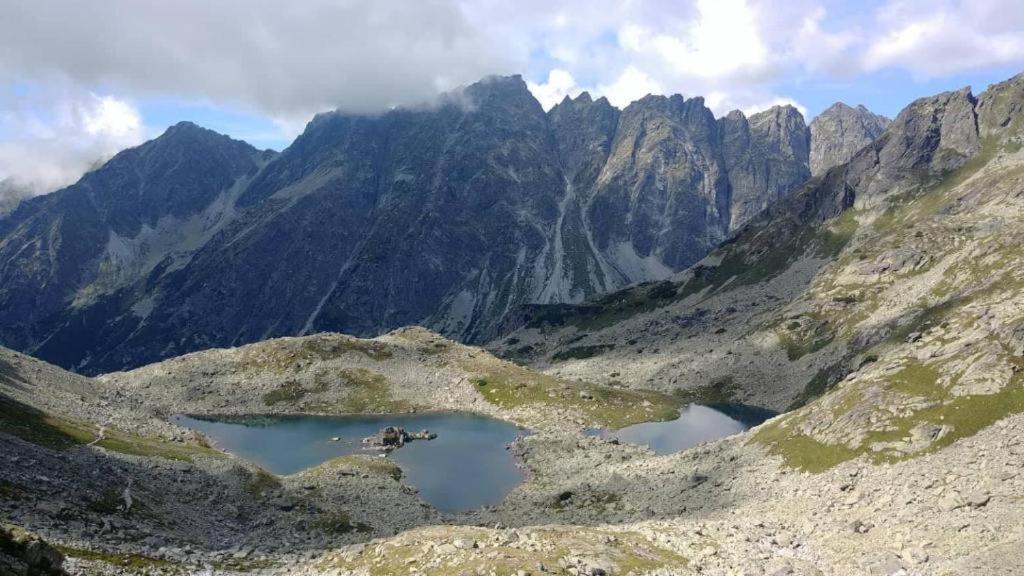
[174,404,773,512]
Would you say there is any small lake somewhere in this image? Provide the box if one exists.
[588,404,775,455]
[172,412,527,513]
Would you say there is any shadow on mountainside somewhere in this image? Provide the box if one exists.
[0,358,29,390]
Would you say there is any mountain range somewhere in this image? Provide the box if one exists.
[3,69,1024,576]
[0,75,886,374]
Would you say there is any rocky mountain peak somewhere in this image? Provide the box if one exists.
[558,91,595,107]
[976,72,1024,138]
[549,91,619,183]
[163,119,210,135]
[460,74,539,111]
[809,101,891,176]
[875,86,978,178]
[721,105,811,231]
[748,105,811,161]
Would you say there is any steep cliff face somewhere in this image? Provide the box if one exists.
[722,105,811,231]
[0,76,818,373]
[588,95,730,278]
[809,102,890,176]
[0,123,268,354]
[552,94,814,292]
[535,92,619,303]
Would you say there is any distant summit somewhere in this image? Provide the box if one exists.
[809,102,891,176]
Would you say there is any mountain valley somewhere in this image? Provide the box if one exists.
[3,70,1024,576]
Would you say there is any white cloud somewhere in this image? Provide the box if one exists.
[597,66,665,108]
[527,69,583,110]
[82,96,142,140]
[4,0,1024,198]
[790,7,860,76]
[521,0,805,115]
[703,91,807,118]
[0,85,144,194]
[618,0,770,81]
[0,0,510,120]
[863,1,1024,76]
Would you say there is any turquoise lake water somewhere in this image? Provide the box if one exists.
[174,404,774,511]
[588,404,775,454]
[172,412,527,513]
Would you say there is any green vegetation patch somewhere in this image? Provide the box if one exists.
[92,429,223,462]
[866,371,1024,462]
[298,368,414,414]
[300,336,393,361]
[0,395,220,462]
[0,395,82,451]
[872,136,1008,234]
[337,368,412,413]
[814,209,859,258]
[243,336,393,375]
[775,318,835,361]
[56,545,178,572]
[758,367,1024,472]
[212,557,277,572]
[470,363,682,430]
[672,377,738,405]
[87,488,128,514]
[314,455,402,481]
[245,468,281,496]
[552,490,621,513]
[262,381,308,405]
[787,364,849,411]
[753,417,864,473]
[888,361,943,399]
[0,480,26,501]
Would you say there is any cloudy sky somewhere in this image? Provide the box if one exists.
[2,0,1023,195]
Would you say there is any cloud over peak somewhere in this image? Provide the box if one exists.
[2,0,1024,197]
[0,0,509,120]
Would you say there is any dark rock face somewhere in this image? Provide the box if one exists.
[722,105,812,230]
[0,123,267,358]
[0,76,816,373]
[590,95,729,275]
[719,83,994,281]
[809,103,890,176]
[0,524,66,576]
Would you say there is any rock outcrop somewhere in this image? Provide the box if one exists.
[809,102,890,176]
[362,427,437,452]
[0,525,66,576]
[722,105,811,230]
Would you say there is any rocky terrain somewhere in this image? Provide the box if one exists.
[495,74,1024,414]
[809,103,890,176]
[2,323,1023,575]
[3,68,1024,576]
[0,76,878,376]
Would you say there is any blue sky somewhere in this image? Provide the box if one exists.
[1,0,1024,191]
